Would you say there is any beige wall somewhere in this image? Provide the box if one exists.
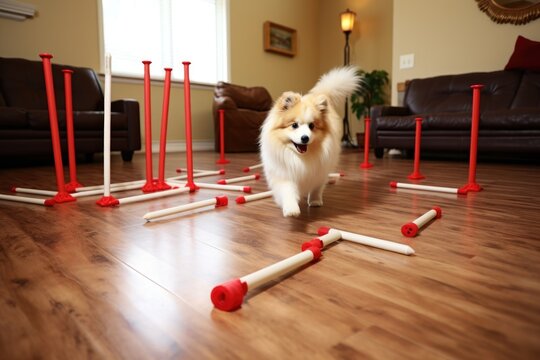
[318,0,393,136]
[229,0,321,97]
[0,0,389,147]
[392,0,540,105]
[2,0,539,146]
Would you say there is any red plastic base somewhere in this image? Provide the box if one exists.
[401,222,419,237]
[236,196,246,204]
[458,183,483,193]
[96,195,120,207]
[53,191,76,203]
[211,278,248,312]
[216,158,230,164]
[154,181,173,191]
[141,181,159,193]
[407,172,425,180]
[360,162,373,169]
[185,182,200,192]
[301,238,324,251]
[44,199,55,207]
[215,196,228,207]
[64,181,84,193]
[317,226,331,236]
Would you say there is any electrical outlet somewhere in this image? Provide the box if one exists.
[400,54,414,69]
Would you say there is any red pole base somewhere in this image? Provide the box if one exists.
[96,195,120,207]
[407,172,425,180]
[65,181,84,193]
[216,158,230,164]
[154,181,173,191]
[360,162,373,169]
[185,182,200,192]
[52,191,76,203]
[141,180,160,193]
[458,183,483,193]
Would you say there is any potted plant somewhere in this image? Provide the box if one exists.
[350,69,389,146]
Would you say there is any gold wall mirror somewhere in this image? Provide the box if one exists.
[475,0,540,25]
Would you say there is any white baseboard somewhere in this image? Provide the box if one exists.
[149,139,214,153]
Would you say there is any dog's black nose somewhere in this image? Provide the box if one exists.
[301,135,309,144]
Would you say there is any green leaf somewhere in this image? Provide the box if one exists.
[350,69,389,119]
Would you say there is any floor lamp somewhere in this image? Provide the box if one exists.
[340,8,356,148]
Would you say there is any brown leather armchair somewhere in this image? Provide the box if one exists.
[213,81,273,152]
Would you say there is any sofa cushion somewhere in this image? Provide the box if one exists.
[0,107,28,128]
[481,109,540,130]
[27,110,128,131]
[404,71,521,114]
[505,35,540,71]
[375,113,473,131]
[511,71,540,109]
[376,110,540,132]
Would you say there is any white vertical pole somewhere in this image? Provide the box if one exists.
[103,53,112,197]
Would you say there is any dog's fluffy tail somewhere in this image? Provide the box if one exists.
[309,66,361,109]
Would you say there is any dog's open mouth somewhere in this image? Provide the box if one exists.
[292,142,308,154]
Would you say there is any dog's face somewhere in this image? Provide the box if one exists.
[269,91,329,155]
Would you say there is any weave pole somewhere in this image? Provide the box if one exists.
[182,61,199,192]
[210,246,321,311]
[360,116,373,169]
[62,69,84,192]
[96,53,119,206]
[401,207,442,237]
[143,195,228,221]
[141,60,158,193]
[317,227,415,255]
[216,109,230,164]
[39,53,75,203]
[156,67,173,191]
[459,84,484,194]
[408,117,425,180]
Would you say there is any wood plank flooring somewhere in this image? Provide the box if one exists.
[0,150,539,359]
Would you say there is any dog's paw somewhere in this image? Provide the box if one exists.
[308,199,323,207]
[282,203,301,217]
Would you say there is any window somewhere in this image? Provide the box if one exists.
[99,0,229,85]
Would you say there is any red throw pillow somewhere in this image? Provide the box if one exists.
[505,35,540,71]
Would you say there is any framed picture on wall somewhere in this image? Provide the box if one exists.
[264,21,297,57]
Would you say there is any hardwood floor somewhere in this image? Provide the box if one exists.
[1,150,539,359]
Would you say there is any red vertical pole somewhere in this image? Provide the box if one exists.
[62,69,84,192]
[39,53,75,203]
[182,61,199,192]
[360,116,373,169]
[459,84,484,193]
[216,109,230,164]
[408,117,425,180]
[156,67,173,190]
[141,60,157,193]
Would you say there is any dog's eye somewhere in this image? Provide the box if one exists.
[291,123,299,129]
[308,123,315,130]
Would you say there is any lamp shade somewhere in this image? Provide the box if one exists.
[340,8,356,33]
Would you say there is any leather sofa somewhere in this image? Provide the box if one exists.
[0,56,141,162]
[370,70,540,158]
[213,81,273,152]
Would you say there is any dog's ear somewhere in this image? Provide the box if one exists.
[315,95,328,114]
[277,92,301,111]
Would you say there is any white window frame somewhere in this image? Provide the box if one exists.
[97,0,230,86]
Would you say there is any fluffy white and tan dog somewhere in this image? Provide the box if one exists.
[260,67,360,217]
